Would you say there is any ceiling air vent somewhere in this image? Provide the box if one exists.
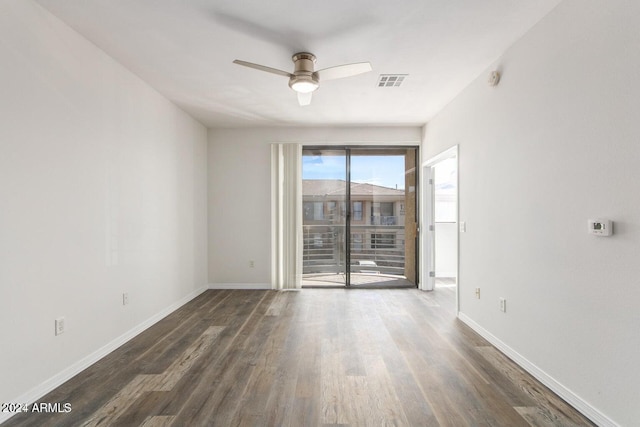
[377,74,407,87]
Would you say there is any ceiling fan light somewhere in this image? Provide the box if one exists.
[291,80,318,93]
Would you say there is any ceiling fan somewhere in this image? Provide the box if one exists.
[233,52,372,106]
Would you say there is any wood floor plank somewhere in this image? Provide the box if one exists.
[111,391,170,427]
[289,302,322,426]
[357,355,411,426]
[133,290,232,369]
[265,290,291,316]
[320,336,351,425]
[348,291,440,426]
[229,294,301,425]
[80,326,224,426]
[139,415,176,427]
[477,346,593,427]
[170,291,276,425]
[4,289,595,427]
[515,406,572,427]
[393,290,543,414]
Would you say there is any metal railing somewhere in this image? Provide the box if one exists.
[302,224,406,276]
[303,214,402,226]
[370,215,397,225]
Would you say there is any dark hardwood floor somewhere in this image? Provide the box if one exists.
[4,287,594,426]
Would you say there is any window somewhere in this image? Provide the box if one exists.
[304,201,324,220]
[327,201,337,221]
[353,201,363,221]
[380,202,395,225]
[371,233,395,249]
[351,233,363,252]
[380,202,394,217]
[371,202,395,225]
[314,202,323,220]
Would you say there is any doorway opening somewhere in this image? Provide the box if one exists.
[423,146,458,309]
[301,147,418,288]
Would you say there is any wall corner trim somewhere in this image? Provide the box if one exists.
[457,313,619,427]
[0,285,209,425]
[208,283,272,290]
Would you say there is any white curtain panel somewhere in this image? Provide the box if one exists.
[271,143,302,289]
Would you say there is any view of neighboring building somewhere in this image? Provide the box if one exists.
[302,179,407,277]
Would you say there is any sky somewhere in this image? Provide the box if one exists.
[302,154,406,190]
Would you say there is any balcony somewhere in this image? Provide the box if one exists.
[370,215,397,225]
[302,224,406,277]
[303,214,402,227]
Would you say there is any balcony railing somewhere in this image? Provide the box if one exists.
[302,224,406,276]
[370,215,397,225]
[304,214,401,226]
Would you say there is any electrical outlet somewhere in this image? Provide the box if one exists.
[249,260,255,268]
[55,317,65,336]
[122,293,129,306]
[475,288,481,299]
[499,298,507,313]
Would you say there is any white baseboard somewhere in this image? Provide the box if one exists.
[208,283,271,290]
[0,285,208,425]
[458,312,618,427]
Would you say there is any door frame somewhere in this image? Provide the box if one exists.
[421,145,459,310]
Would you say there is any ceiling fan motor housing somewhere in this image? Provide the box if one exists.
[288,52,319,93]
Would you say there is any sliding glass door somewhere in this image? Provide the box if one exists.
[348,148,418,287]
[302,147,418,287]
[301,149,347,285]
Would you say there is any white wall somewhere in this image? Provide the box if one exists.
[0,0,208,410]
[435,223,457,277]
[423,0,640,425]
[208,127,421,287]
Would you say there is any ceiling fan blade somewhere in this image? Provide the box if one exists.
[233,60,292,78]
[297,91,313,106]
[316,62,372,81]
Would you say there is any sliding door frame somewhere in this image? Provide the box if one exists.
[345,149,352,286]
[303,145,419,288]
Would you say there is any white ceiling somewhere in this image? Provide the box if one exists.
[35,0,562,128]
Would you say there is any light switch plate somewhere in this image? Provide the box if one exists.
[55,317,65,335]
